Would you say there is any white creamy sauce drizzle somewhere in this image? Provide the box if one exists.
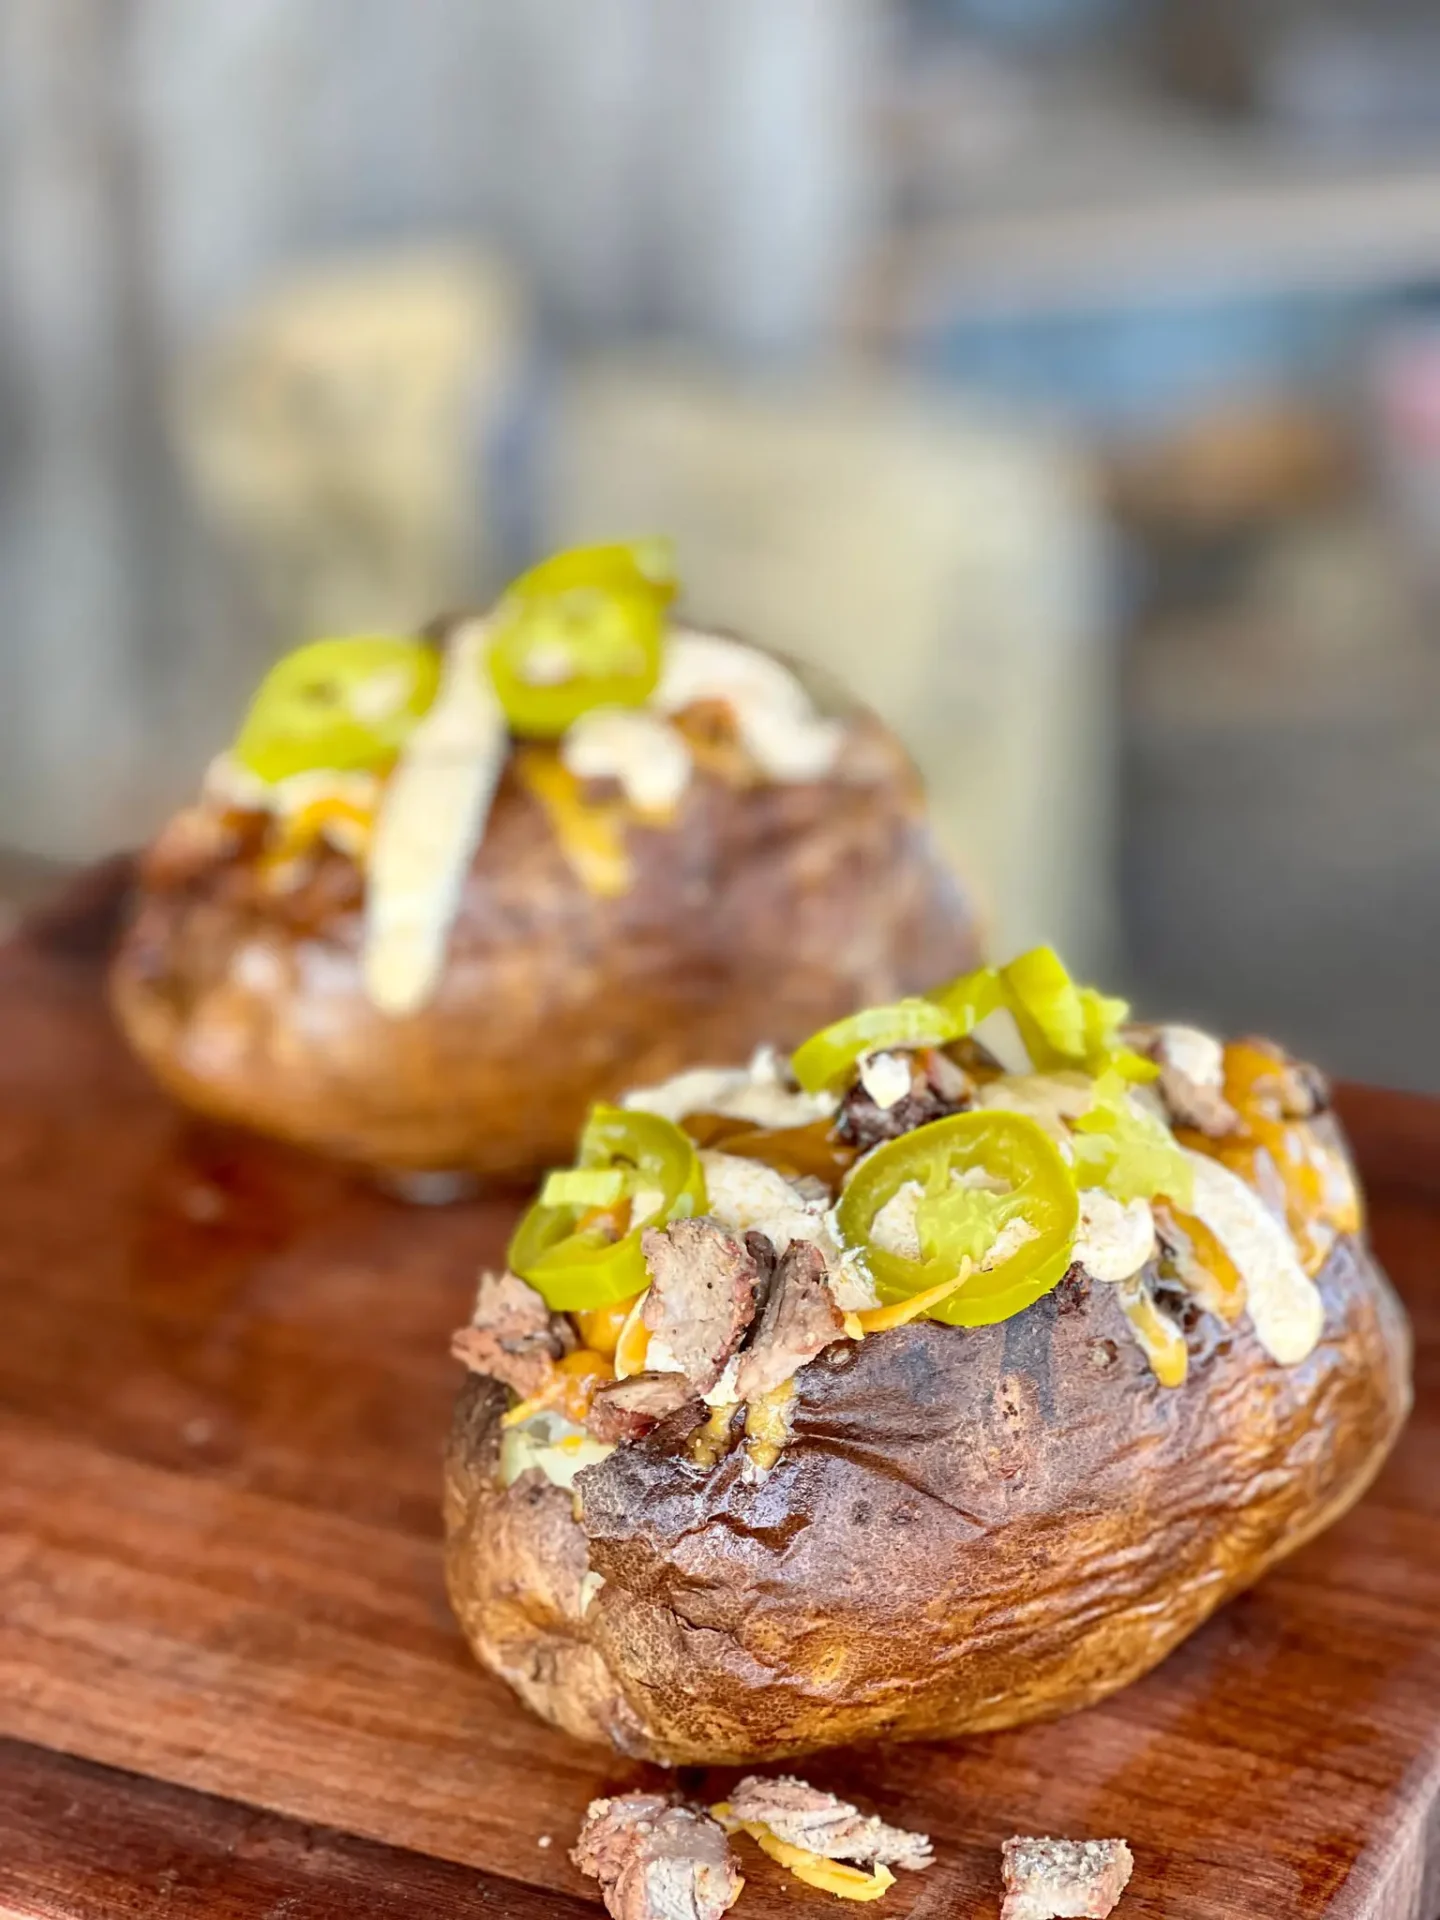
[656,629,844,782]
[362,618,507,1017]
[1074,1188,1156,1284]
[1181,1148,1325,1364]
[623,1046,837,1131]
[560,705,692,814]
[1153,1024,1226,1089]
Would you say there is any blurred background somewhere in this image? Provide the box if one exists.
[1,0,1437,1088]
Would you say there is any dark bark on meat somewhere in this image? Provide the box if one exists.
[640,1218,763,1393]
[1000,1836,1134,1920]
[450,1270,575,1400]
[728,1776,932,1871]
[572,1794,742,1920]
[587,1372,703,1445]
[836,1047,972,1150]
[733,1242,844,1402]
[743,1230,778,1305]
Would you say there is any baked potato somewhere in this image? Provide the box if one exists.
[443,949,1411,1763]
[110,542,975,1184]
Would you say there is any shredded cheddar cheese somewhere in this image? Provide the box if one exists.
[613,1293,652,1379]
[853,1258,975,1334]
[713,1807,897,1903]
[1114,1274,1188,1388]
[516,746,633,897]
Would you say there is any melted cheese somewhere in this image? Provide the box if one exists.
[1115,1273,1189,1387]
[515,746,632,896]
[743,1380,796,1475]
[362,619,506,1015]
[499,1411,614,1489]
[715,1812,896,1903]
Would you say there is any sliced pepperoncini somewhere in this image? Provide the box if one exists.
[790,997,962,1096]
[234,634,441,783]
[926,963,1007,1033]
[508,1105,705,1312]
[997,946,1157,1083]
[836,1110,1078,1328]
[487,539,676,738]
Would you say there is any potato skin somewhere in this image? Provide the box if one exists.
[109,717,975,1180]
[443,1230,1411,1764]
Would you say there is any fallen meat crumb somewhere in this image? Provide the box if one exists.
[573,1794,742,1920]
[727,1777,932,1872]
[640,1218,765,1392]
[1000,1836,1133,1920]
[836,1047,972,1151]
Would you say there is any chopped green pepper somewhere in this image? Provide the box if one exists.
[1071,1070,1194,1205]
[486,539,677,738]
[509,1104,706,1311]
[233,634,441,784]
[836,1110,1078,1327]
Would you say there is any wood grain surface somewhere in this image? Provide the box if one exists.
[2,869,1439,1920]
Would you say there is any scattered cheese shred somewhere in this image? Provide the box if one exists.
[515,746,633,897]
[854,1258,975,1334]
[613,1292,651,1379]
[712,1807,897,1904]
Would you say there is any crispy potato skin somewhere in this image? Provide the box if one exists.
[109,720,975,1179]
[443,1231,1410,1763]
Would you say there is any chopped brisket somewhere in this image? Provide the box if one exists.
[1155,1062,1240,1139]
[727,1776,932,1872]
[586,1372,702,1445]
[836,1047,972,1150]
[573,1794,742,1920]
[1000,1836,1134,1920]
[449,1270,575,1400]
[732,1242,844,1402]
[640,1218,764,1392]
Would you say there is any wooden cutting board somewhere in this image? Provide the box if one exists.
[2,866,1439,1920]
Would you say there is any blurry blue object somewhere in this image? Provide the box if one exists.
[914,287,1402,435]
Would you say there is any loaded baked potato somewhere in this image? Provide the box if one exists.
[110,542,975,1184]
[444,948,1411,1763]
